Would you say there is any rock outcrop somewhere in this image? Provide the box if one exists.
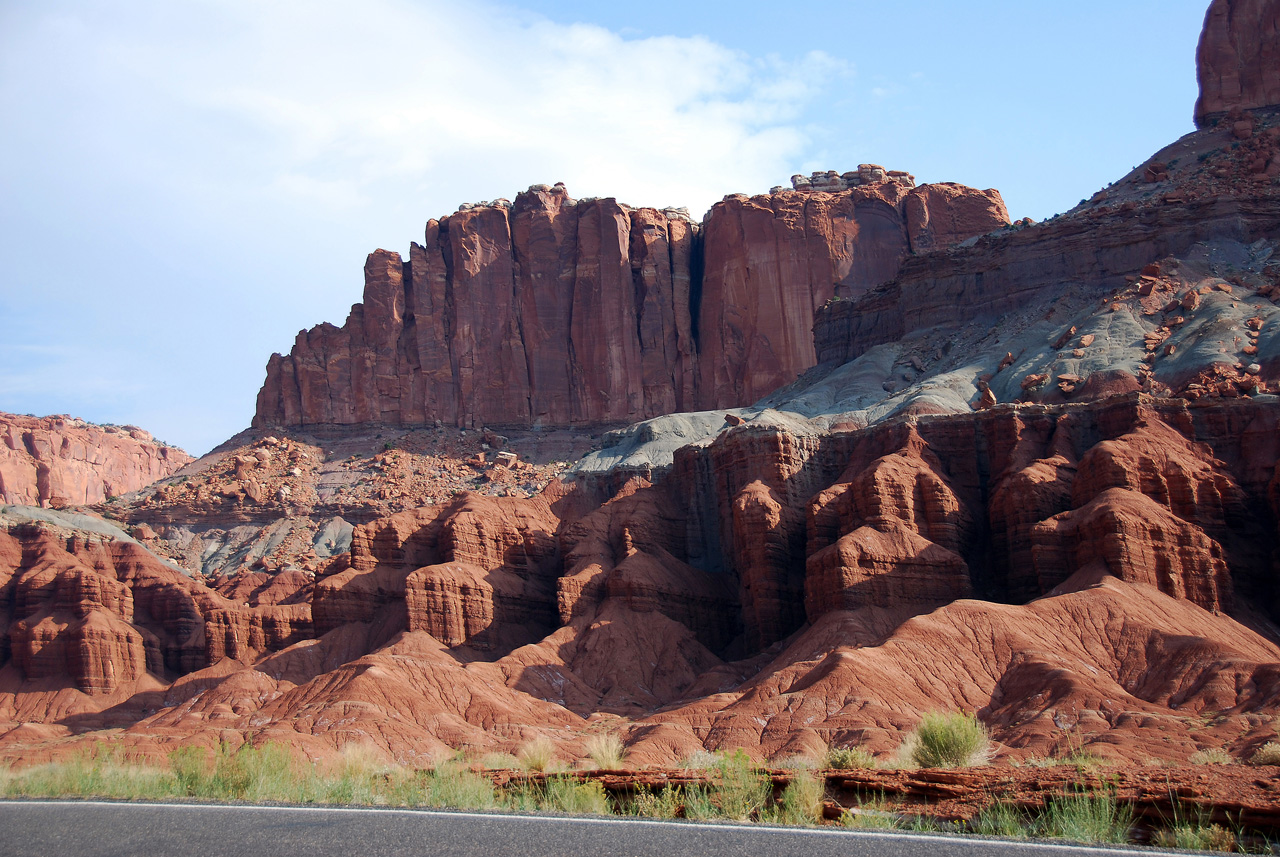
[4,0,1280,780]
[1195,0,1280,126]
[0,413,190,508]
[254,182,1007,431]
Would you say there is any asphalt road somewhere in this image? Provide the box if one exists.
[0,801,1192,857]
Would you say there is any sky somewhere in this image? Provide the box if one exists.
[1,0,1212,456]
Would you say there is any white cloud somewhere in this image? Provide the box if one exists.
[7,0,844,218]
[0,0,845,453]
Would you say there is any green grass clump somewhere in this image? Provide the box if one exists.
[1151,803,1239,852]
[1153,822,1237,852]
[900,711,991,769]
[681,750,771,822]
[543,777,611,815]
[825,745,876,770]
[421,763,498,810]
[516,737,560,773]
[1034,791,1132,844]
[969,802,1028,838]
[1249,742,1280,765]
[503,776,610,815]
[583,734,627,771]
[170,742,310,802]
[767,769,824,826]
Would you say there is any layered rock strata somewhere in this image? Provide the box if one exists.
[254,182,1007,431]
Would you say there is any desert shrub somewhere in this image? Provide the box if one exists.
[3,746,171,800]
[969,802,1028,838]
[421,763,497,810]
[682,750,770,822]
[678,749,720,770]
[316,744,392,805]
[825,745,876,770]
[1189,747,1234,766]
[208,742,305,802]
[708,750,771,822]
[1035,791,1132,844]
[1249,742,1280,765]
[900,711,991,769]
[1153,822,1236,852]
[542,777,611,815]
[681,785,721,820]
[516,737,559,773]
[502,776,609,815]
[629,784,682,818]
[583,734,627,771]
[768,769,824,826]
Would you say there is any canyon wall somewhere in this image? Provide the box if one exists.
[1195,0,1280,126]
[254,182,1007,432]
[0,413,191,508]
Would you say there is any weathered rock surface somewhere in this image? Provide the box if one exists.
[254,182,1007,431]
[4,0,1280,784]
[0,413,190,508]
[1195,0,1280,126]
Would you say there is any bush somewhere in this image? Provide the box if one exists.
[682,750,771,822]
[422,763,497,810]
[516,737,559,773]
[708,750,771,822]
[629,784,682,818]
[542,777,611,815]
[826,746,876,770]
[768,769,824,826]
[1189,747,1234,766]
[969,802,1027,838]
[1249,742,1280,765]
[1153,823,1236,852]
[1035,791,1132,844]
[678,749,720,770]
[900,711,991,769]
[583,734,627,771]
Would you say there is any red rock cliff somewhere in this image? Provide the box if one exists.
[1195,0,1280,126]
[254,182,1007,431]
[0,413,191,508]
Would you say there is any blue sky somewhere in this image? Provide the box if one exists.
[1,0,1210,455]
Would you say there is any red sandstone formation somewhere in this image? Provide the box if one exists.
[1195,0,1280,126]
[3,0,1280,797]
[5,397,1280,769]
[254,182,1007,432]
[0,413,190,508]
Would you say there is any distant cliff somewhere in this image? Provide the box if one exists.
[0,412,191,507]
[253,180,1007,431]
[1195,0,1280,126]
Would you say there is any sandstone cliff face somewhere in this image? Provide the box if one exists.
[254,182,1007,431]
[5,0,1280,773]
[0,413,191,508]
[1195,0,1280,126]
[658,397,1275,648]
